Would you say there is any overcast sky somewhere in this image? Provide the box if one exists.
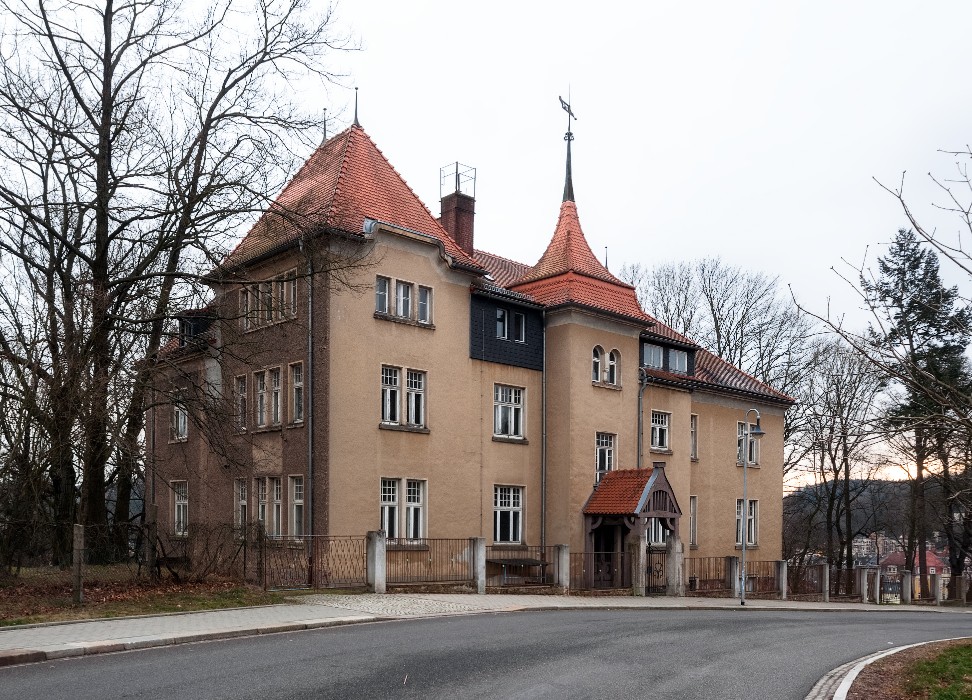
[318,1,972,325]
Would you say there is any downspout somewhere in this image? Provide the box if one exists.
[637,367,649,469]
[302,238,314,537]
[541,308,548,549]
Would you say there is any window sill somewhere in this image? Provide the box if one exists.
[168,437,188,444]
[374,311,435,330]
[690,457,699,463]
[379,423,430,434]
[735,545,759,550]
[289,421,305,429]
[650,448,673,455]
[251,425,282,435]
[492,435,529,445]
[736,462,761,468]
[591,380,621,391]
[689,544,699,550]
[241,315,296,333]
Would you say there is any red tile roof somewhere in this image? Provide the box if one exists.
[474,249,531,288]
[583,468,654,515]
[693,350,795,403]
[219,125,481,272]
[880,550,947,571]
[509,201,651,324]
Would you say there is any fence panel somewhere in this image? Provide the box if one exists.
[787,564,823,598]
[745,560,778,595]
[881,572,902,604]
[686,557,729,594]
[386,538,472,585]
[568,551,629,591]
[486,545,560,587]
[264,535,367,590]
[829,566,857,598]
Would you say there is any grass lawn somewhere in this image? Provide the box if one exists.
[906,642,972,700]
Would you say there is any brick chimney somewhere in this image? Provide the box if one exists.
[439,163,476,256]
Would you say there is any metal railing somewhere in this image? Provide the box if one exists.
[686,557,729,593]
[744,560,779,594]
[568,551,630,591]
[485,545,560,587]
[263,535,366,590]
[386,538,473,585]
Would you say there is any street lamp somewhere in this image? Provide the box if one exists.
[739,408,765,606]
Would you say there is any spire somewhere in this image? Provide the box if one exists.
[559,95,577,202]
[320,108,328,146]
[353,87,360,127]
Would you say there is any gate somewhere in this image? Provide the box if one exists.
[881,573,902,604]
[647,546,667,595]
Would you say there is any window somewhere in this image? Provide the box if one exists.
[643,344,663,369]
[269,368,281,425]
[592,346,603,382]
[235,376,247,431]
[235,479,248,528]
[256,478,267,525]
[736,499,758,546]
[494,486,522,543]
[255,371,266,427]
[375,276,389,314]
[396,281,412,318]
[513,312,526,343]
[270,478,282,537]
[737,422,760,464]
[276,278,286,320]
[290,476,304,537]
[690,414,698,459]
[261,281,273,324]
[406,370,425,427]
[380,478,398,539]
[689,495,698,546]
[493,385,524,438]
[887,565,897,574]
[172,481,188,536]
[290,363,304,423]
[606,350,619,385]
[381,367,400,423]
[648,517,668,545]
[171,398,188,441]
[496,308,508,339]
[405,479,424,539]
[418,286,433,324]
[669,348,688,373]
[651,411,670,450]
[595,432,615,482]
[240,287,251,330]
[289,274,298,317]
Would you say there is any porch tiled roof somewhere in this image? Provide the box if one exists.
[219,125,481,272]
[583,469,654,516]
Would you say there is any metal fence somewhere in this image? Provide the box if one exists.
[686,557,729,594]
[568,551,630,591]
[386,538,473,585]
[485,545,560,588]
[787,563,824,599]
[828,566,858,598]
[880,571,902,604]
[263,536,367,590]
[745,560,779,595]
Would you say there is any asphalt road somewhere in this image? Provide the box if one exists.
[1,609,968,700]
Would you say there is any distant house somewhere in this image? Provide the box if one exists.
[149,119,793,566]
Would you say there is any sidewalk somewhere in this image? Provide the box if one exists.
[0,592,966,669]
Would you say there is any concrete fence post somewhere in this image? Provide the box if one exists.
[727,556,739,598]
[874,569,883,605]
[958,575,968,606]
[366,530,386,594]
[146,504,159,584]
[470,537,486,594]
[555,545,570,590]
[857,567,869,602]
[819,563,830,603]
[932,573,943,606]
[629,539,646,597]
[72,524,84,605]
[901,570,913,605]
[776,560,788,600]
[666,536,684,596]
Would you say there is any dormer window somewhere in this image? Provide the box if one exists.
[669,349,688,374]
[643,344,663,369]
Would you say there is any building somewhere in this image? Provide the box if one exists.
[150,117,793,573]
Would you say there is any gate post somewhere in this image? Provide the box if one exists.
[727,556,739,598]
[72,524,84,605]
[819,563,830,603]
[874,568,882,605]
[367,530,386,594]
[901,570,913,605]
[470,537,486,594]
[856,567,869,602]
[629,539,646,597]
[958,574,968,606]
[932,573,943,606]
[666,535,684,596]
[776,560,788,600]
[555,544,570,590]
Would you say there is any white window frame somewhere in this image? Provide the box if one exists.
[376,276,390,314]
[396,281,412,318]
[290,476,304,537]
[592,346,603,382]
[493,384,524,438]
[289,273,298,317]
[418,286,433,324]
[690,414,698,459]
[381,366,401,424]
[270,478,282,537]
[606,350,619,385]
[235,479,248,528]
[171,397,188,441]
[595,432,615,482]
[290,363,304,423]
[737,422,760,465]
[493,485,523,544]
[513,312,526,343]
[235,376,247,432]
[406,370,426,427]
[648,517,669,546]
[650,411,670,450]
[172,481,188,536]
[669,348,688,373]
[496,308,508,339]
[269,367,281,425]
[254,370,266,427]
[643,344,663,369]
[256,477,267,526]
[380,478,399,539]
[736,499,758,546]
[405,479,424,539]
[689,495,698,546]
[261,281,273,324]
[240,287,251,331]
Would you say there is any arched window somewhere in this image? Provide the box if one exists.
[592,346,603,382]
[607,350,619,385]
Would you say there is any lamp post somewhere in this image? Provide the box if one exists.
[739,408,765,606]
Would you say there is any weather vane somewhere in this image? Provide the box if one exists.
[559,95,576,142]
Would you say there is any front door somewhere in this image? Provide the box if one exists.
[592,524,619,588]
